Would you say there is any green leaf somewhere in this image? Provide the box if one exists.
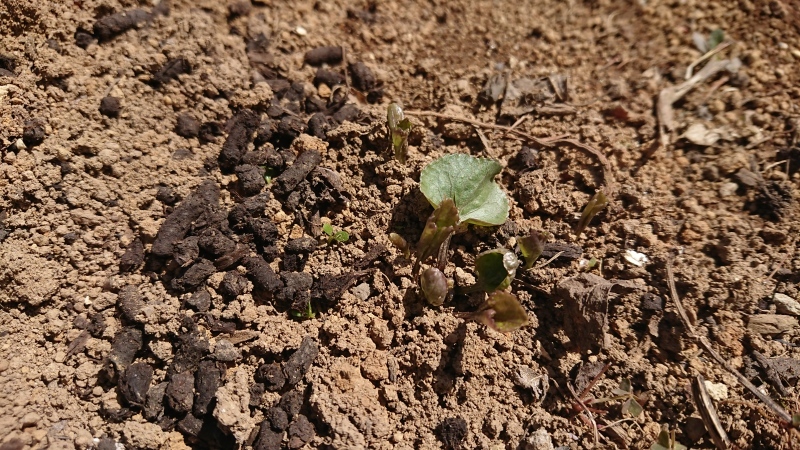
[420,267,448,306]
[623,397,644,418]
[420,153,509,226]
[793,413,800,429]
[575,191,609,236]
[322,223,334,236]
[475,248,519,292]
[707,28,724,51]
[332,230,349,243]
[416,199,459,264]
[462,291,528,332]
[612,378,632,396]
[518,231,549,270]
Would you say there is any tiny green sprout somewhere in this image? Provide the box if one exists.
[591,378,647,418]
[420,267,448,306]
[322,223,349,244]
[388,232,410,259]
[290,301,315,320]
[475,248,519,292]
[518,230,550,270]
[707,28,725,51]
[459,291,529,333]
[262,166,280,184]
[794,413,800,429]
[575,191,609,236]
[387,103,413,163]
[651,428,687,450]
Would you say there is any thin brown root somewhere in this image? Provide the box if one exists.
[568,382,600,445]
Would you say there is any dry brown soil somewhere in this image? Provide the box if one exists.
[1,0,800,449]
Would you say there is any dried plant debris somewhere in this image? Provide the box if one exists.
[557,274,640,351]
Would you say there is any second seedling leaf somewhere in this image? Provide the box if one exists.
[475,248,520,292]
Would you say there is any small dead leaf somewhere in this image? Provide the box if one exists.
[682,123,721,146]
[557,273,641,351]
[747,314,798,334]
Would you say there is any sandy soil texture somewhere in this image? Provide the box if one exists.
[1,0,800,449]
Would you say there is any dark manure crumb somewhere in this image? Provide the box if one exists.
[119,238,144,272]
[166,370,195,414]
[243,256,283,294]
[151,180,219,257]
[303,46,343,66]
[118,362,153,407]
[272,150,322,197]
[348,61,376,92]
[219,110,260,171]
[235,164,266,196]
[170,259,216,292]
[287,414,315,449]
[218,270,248,298]
[255,362,285,392]
[22,120,46,147]
[151,58,191,86]
[193,360,222,416]
[283,336,318,386]
[93,9,151,41]
[99,96,121,117]
[175,113,201,138]
[436,417,468,449]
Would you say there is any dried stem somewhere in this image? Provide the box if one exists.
[666,259,792,424]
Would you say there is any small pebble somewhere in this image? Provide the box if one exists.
[719,182,739,197]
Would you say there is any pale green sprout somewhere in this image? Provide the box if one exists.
[387,103,412,163]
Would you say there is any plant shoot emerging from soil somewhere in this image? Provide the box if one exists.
[387,103,412,163]
[575,191,608,236]
[518,230,550,270]
[475,248,520,292]
[459,291,529,332]
[322,223,349,244]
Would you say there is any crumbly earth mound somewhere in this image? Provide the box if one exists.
[1,0,799,449]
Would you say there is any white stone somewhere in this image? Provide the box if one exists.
[703,380,728,401]
[774,293,800,316]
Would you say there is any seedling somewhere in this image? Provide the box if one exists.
[475,248,519,292]
[415,198,459,270]
[388,232,410,259]
[575,191,608,236]
[590,378,648,418]
[459,291,529,332]
[387,103,413,163]
[290,301,315,320]
[322,223,349,244]
[518,230,550,270]
[262,166,280,184]
[420,153,509,227]
[650,428,687,450]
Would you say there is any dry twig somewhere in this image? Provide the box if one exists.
[405,110,617,197]
[666,259,792,424]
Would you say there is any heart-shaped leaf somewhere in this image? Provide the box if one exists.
[461,291,529,332]
[420,153,509,226]
[475,248,519,292]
